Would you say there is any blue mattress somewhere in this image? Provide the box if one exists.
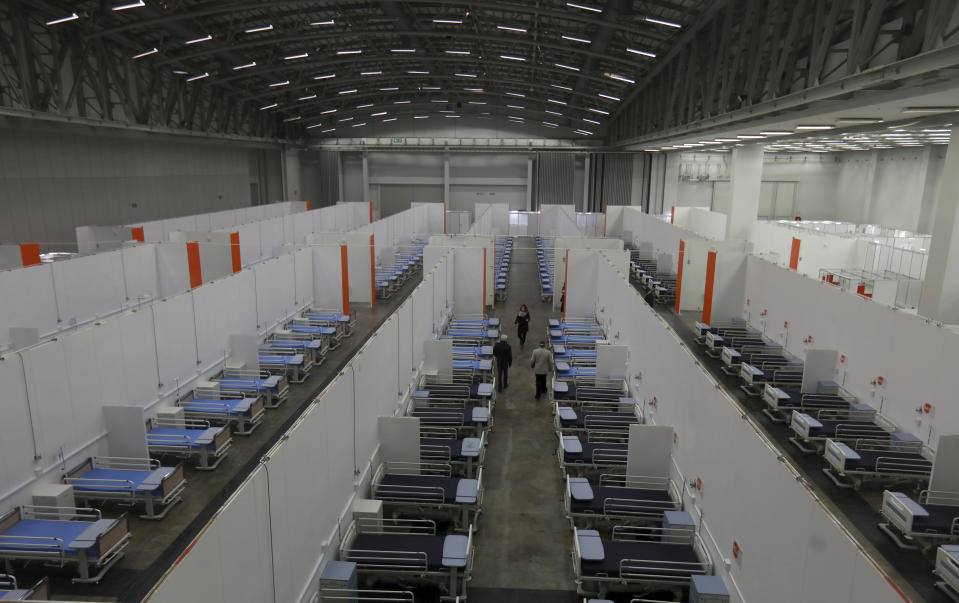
[412,408,488,426]
[0,520,91,556]
[267,339,323,351]
[557,366,597,378]
[71,468,165,495]
[551,335,604,344]
[182,397,256,417]
[912,505,959,533]
[553,385,623,401]
[147,427,219,450]
[452,346,492,357]
[304,313,348,322]
[452,359,492,371]
[219,377,280,392]
[290,324,337,336]
[258,354,303,366]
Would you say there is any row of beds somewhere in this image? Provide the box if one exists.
[537,237,556,302]
[376,239,426,300]
[696,319,959,601]
[547,317,728,602]
[493,236,513,302]
[629,249,677,306]
[332,316,503,601]
[0,309,356,594]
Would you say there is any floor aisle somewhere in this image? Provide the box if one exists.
[469,237,577,598]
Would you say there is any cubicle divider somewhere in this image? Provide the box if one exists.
[144,254,454,603]
[307,233,372,304]
[551,237,626,310]
[743,254,959,450]
[585,254,907,603]
[749,220,866,277]
[425,235,494,308]
[540,204,581,236]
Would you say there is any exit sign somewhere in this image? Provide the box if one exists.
[392,137,405,144]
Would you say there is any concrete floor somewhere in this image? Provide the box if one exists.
[469,238,576,594]
[31,273,423,602]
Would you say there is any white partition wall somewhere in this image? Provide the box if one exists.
[593,255,907,603]
[564,249,599,317]
[552,237,624,310]
[312,244,346,312]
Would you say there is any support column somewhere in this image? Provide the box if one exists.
[526,154,533,211]
[583,154,591,211]
[336,152,344,202]
[630,154,645,206]
[919,125,959,323]
[283,148,301,200]
[859,151,879,225]
[725,144,764,240]
[662,152,680,212]
[443,151,451,208]
[361,151,370,204]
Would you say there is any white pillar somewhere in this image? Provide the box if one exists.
[283,148,301,200]
[725,144,764,240]
[919,125,959,323]
[583,154,591,211]
[443,152,451,208]
[361,151,370,203]
[662,152,680,211]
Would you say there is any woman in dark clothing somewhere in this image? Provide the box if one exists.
[514,304,530,346]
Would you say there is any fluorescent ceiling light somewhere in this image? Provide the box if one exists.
[508,117,524,121]
[548,99,567,105]
[551,84,573,91]
[172,69,188,75]
[320,108,337,114]
[605,73,635,84]
[186,72,209,82]
[444,115,461,118]
[645,16,681,28]
[626,47,656,58]
[644,149,660,152]
[380,87,399,91]
[506,92,525,97]
[338,89,358,94]
[562,34,591,44]
[420,86,441,90]
[574,129,594,135]
[469,101,487,104]
[566,2,602,13]
[284,53,309,60]
[233,62,256,70]
[583,118,600,125]
[321,128,335,133]
[543,121,559,127]
[555,63,580,71]
[394,100,411,104]
[392,48,416,53]
[446,50,471,55]
[464,88,484,92]
[598,93,621,101]
[923,129,951,133]
[434,18,463,24]
[356,103,373,108]
[455,73,477,78]
[408,70,429,74]
[500,54,526,61]
[311,20,335,26]
[737,134,766,139]
[259,103,278,110]
[497,25,527,33]
[902,107,959,113]
[306,123,323,129]
[298,94,317,101]
[112,0,145,10]
[269,80,290,87]
[132,48,158,59]
[714,138,738,142]
[382,117,397,122]
[507,104,524,109]
[414,115,429,119]
[46,13,79,25]
[283,116,301,122]
[339,117,354,122]
[760,131,792,135]
[337,49,362,55]
[795,125,833,130]
[545,110,563,116]
[313,74,336,80]
[587,107,609,115]
[372,111,387,116]
[244,24,273,33]
[431,99,449,103]
[836,117,883,124]
[352,122,367,127]
[360,71,382,75]
[699,141,721,145]
[185,35,212,45]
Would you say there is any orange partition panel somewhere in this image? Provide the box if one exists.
[702,250,717,325]
[670,206,675,224]
[674,240,685,313]
[369,201,373,223]
[130,227,145,242]
[187,241,202,289]
[603,206,608,236]
[789,237,801,271]
[340,244,350,315]
[306,201,312,211]
[230,232,242,273]
[19,243,40,267]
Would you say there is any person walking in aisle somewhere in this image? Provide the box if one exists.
[530,340,554,400]
[492,334,512,392]
[514,304,531,346]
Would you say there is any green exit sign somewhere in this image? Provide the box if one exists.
[392,137,405,144]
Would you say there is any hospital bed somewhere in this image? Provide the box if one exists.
[550,333,607,349]
[555,362,599,381]
[565,474,682,527]
[572,525,712,598]
[264,333,328,365]
[146,417,232,471]
[0,575,48,600]
[451,357,494,378]
[441,327,500,342]
[553,344,598,366]
[303,307,355,335]
[64,456,186,520]
[449,315,500,330]
[339,518,473,601]
[319,587,415,602]
[452,345,493,359]
[553,379,630,406]
[180,388,264,435]
[257,349,311,384]
[738,362,804,397]
[788,405,896,453]
[410,403,492,436]
[559,431,629,476]
[413,376,495,405]
[216,368,288,408]
[935,544,959,601]
[823,436,933,490]
[0,506,130,584]
[693,319,747,342]
[554,402,642,434]
[719,343,784,373]
[879,490,959,551]
[420,427,487,478]
[372,462,483,531]
[702,330,763,356]
[288,321,341,350]
[763,383,856,422]
[548,317,604,335]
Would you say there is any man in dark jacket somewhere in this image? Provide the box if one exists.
[492,334,512,392]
